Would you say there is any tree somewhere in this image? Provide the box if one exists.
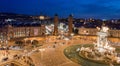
[15,40,24,47]
[74,28,78,34]
[26,40,31,44]
[32,40,39,45]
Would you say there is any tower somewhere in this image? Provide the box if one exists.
[5,24,13,40]
[68,14,73,34]
[53,14,59,35]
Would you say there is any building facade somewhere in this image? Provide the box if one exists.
[0,24,45,41]
[78,27,120,37]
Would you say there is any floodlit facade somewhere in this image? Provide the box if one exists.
[0,24,45,40]
[78,27,120,37]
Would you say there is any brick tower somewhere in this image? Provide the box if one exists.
[68,14,73,34]
[53,14,59,35]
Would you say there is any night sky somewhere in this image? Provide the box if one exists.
[0,0,120,19]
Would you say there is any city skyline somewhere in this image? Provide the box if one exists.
[0,0,120,19]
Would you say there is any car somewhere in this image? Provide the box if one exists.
[2,57,8,62]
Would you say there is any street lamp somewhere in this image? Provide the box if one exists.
[0,39,1,47]
[70,33,74,44]
[5,40,8,47]
[24,38,28,50]
[31,40,33,44]
[64,38,69,45]
[24,38,27,45]
[71,33,74,37]
[39,48,45,60]
[45,33,48,44]
[60,30,64,39]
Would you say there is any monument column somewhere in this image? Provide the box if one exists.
[68,14,73,34]
[53,14,59,35]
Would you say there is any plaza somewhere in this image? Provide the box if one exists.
[0,33,120,66]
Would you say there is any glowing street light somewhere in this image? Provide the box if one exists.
[64,38,69,45]
[70,33,74,44]
[70,33,74,37]
[45,33,48,44]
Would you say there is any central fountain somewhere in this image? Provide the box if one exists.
[79,25,120,65]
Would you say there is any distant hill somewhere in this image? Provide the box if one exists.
[0,12,32,19]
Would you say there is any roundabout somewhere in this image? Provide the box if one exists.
[64,44,120,66]
[64,26,120,66]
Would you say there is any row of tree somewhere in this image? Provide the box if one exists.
[15,40,39,47]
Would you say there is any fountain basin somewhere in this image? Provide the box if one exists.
[64,44,120,66]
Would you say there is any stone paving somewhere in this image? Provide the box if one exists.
[30,43,80,66]
[1,35,120,66]
[29,36,120,66]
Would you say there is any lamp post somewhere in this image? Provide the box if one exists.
[71,33,74,38]
[1,35,4,47]
[39,48,45,60]
[61,30,64,39]
[64,38,69,45]
[31,40,33,45]
[24,38,28,50]
[45,33,48,44]
[71,33,74,44]
[0,39,1,47]
[24,38,26,45]
[5,40,8,47]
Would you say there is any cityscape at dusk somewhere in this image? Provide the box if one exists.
[0,0,120,66]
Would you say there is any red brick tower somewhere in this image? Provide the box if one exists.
[53,14,59,35]
[68,14,73,34]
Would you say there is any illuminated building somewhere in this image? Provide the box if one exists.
[0,24,45,40]
[39,16,45,20]
[78,27,120,37]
